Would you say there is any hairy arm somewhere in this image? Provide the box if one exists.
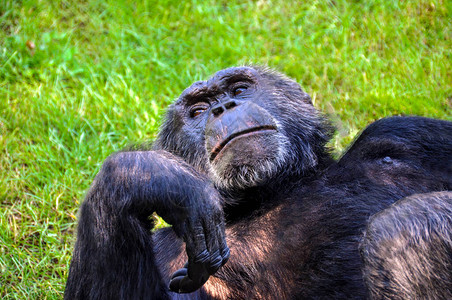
[65,150,229,299]
[360,192,452,299]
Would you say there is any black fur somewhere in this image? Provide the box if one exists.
[65,67,452,299]
[361,192,452,300]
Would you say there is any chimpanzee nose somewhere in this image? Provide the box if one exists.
[211,100,238,117]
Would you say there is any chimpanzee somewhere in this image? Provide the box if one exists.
[65,66,452,299]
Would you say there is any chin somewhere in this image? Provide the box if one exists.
[210,131,289,190]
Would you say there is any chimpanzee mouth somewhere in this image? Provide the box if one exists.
[209,125,277,162]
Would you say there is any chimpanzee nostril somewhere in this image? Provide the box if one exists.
[224,101,237,110]
[212,105,224,116]
[211,100,238,117]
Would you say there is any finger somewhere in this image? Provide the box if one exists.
[193,249,210,263]
[220,246,230,266]
[169,276,183,293]
[203,216,220,253]
[184,221,208,259]
[187,260,208,281]
[199,214,226,272]
[170,268,187,280]
[204,249,223,274]
[215,218,229,267]
[169,261,209,294]
[205,215,229,272]
[169,274,208,294]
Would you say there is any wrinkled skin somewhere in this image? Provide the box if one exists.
[65,67,452,299]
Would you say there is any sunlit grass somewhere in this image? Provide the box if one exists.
[1,0,450,298]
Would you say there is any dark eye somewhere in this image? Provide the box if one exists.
[190,106,208,118]
[232,86,247,96]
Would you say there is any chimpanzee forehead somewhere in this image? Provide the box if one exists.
[207,66,259,84]
[176,67,259,105]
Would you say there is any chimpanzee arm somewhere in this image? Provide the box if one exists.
[360,192,452,299]
[64,150,229,300]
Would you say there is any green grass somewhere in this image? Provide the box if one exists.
[0,0,451,298]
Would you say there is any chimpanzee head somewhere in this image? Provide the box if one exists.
[154,66,332,189]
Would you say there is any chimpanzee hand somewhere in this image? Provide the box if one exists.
[116,150,230,293]
[168,202,230,293]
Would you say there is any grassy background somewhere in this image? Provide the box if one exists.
[1,0,450,298]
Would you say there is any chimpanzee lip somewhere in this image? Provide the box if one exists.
[209,125,277,162]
